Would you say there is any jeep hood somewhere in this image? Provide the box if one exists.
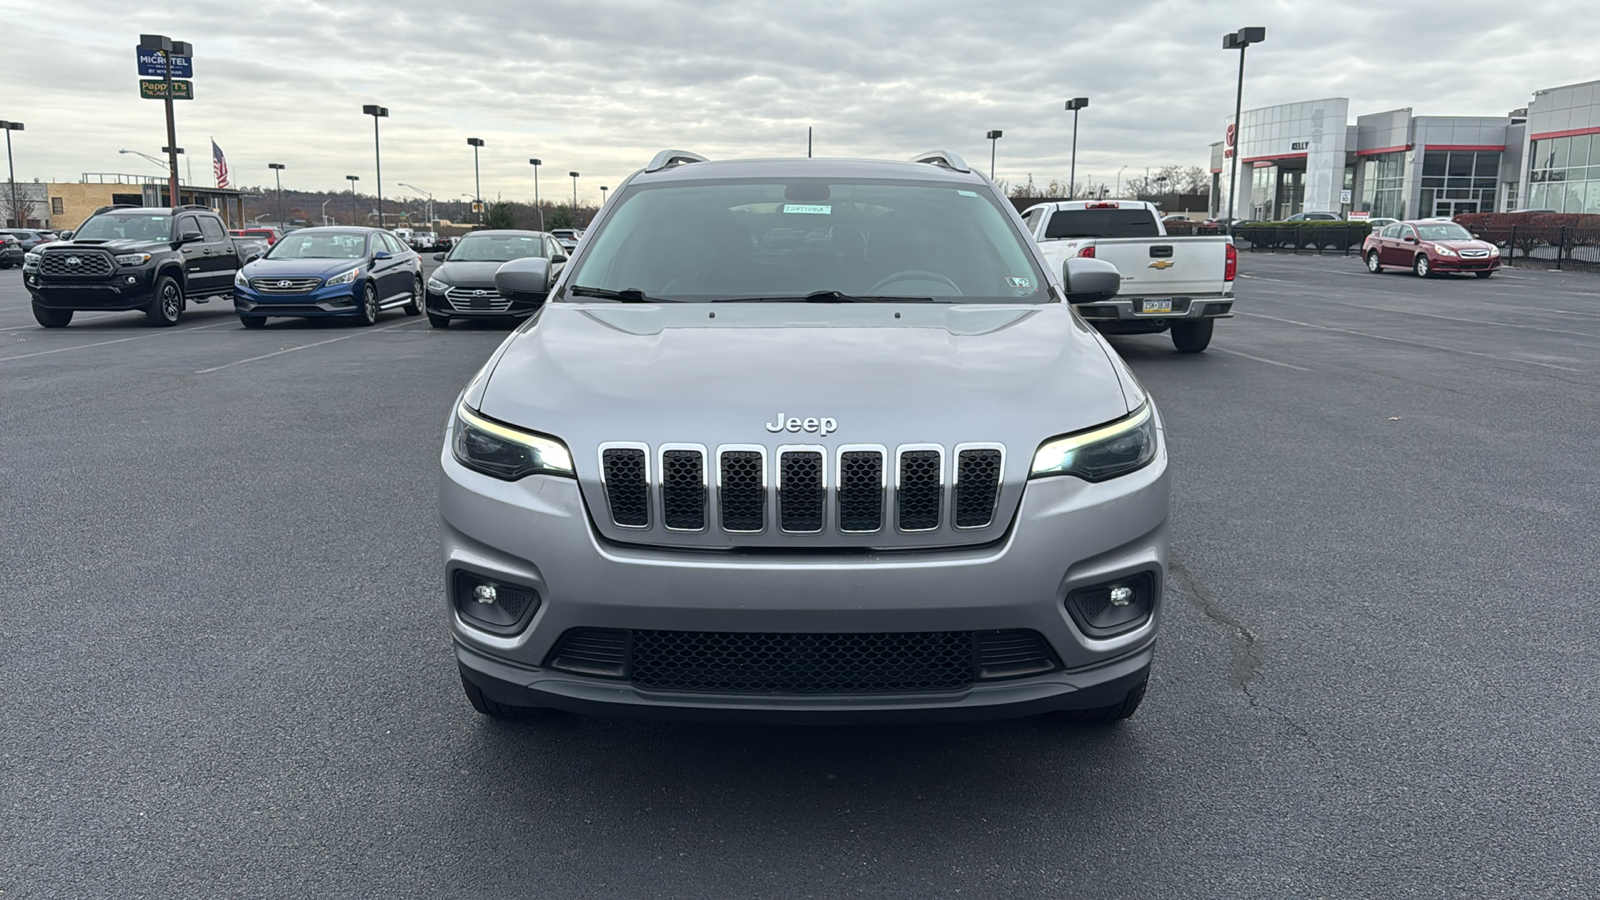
[475,302,1133,460]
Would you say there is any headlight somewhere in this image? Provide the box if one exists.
[24,251,41,266]
[1432,244,1456,257]
[1488,245,1501,256]
[234,270,249,288]
[1030,403,1158,482]
[115,252,152,266]
[325,266,362,286]
[427,276,449,292]
[451,401,574,480]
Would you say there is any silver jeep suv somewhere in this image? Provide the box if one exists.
[440,150,1170,724]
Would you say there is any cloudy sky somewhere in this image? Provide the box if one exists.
[8,0,1599,205]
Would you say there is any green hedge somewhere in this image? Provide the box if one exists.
[1232,222,1373,251]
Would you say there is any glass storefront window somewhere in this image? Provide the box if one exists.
[1527,134,1600,212]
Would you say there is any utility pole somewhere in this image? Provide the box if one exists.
[346,175,359,224]
[986,130,1002,180]
[466,138,484,223]
[363,105,389,228]
[0,121,22,228]
[1064,98,1089,199]
[570,171,580,225]
[1223,27,1267,234]
[528,159,543,230]
[267,163,285,227]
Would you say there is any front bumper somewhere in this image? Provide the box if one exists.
[441,443,1170,721]
[26,267,158,311]
[1431,255,1500,273]
[234,280,361,317]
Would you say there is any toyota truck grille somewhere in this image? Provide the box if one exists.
[40,250,113,277]
[545,627,1059,693]
[597,443,1006,536]
[250,277,322,294]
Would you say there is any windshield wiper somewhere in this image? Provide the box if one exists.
[568,286,667,303]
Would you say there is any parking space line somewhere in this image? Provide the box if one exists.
[194,319,424,374]
[0,319,238,362]
[1238,311,1583,372]
[1211,347,1311,371]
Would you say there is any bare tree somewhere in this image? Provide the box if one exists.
[1,182,38,228]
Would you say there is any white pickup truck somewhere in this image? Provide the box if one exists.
[1021,200,1236,352]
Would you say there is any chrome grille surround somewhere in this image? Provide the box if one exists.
[716,444,769,534]
[250,276,322,294]
[835,444,888,534]
[952,443,1006,530]
[1458,249,1490,259]
[597,442,651,529]
[894,444,945,533]
[775,444,827,534]
[657,443,708,532]
[444,285,512,312]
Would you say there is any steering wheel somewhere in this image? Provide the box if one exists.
[867,269,963,296]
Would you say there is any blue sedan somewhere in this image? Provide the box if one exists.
[233,227,423,328]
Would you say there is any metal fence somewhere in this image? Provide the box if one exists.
[1460,224,1600,272]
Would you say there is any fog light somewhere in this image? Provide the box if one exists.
[1065,572,1157,638]
[126,276,138,284]
[453,570,539,635]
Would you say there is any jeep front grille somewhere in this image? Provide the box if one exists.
[40,250,114,277]
[250,276,321,294]
[596,442,1004,537]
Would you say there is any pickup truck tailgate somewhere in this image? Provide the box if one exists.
[1053,236,1232,298]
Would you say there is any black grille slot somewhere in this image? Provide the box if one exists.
[954,449,1002,528]
[601,448,649,527]
[630,630,975,693]
[40,250,113,277]
[974,630,1058,679]
[837,451,884,533]
[719,450,766,532]
[897,450,943,531]
[778,451,824,533]
[546,628,630,678]
[660,449,706,531]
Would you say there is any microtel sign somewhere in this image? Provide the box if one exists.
[136,48,193,78]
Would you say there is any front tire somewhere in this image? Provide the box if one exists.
[33,303,72,328]
[428,311,451,329]
[1475,270,1494,279]
[357,282,379,326]
[1171,319,1214,353]
[404,275,423,316]
[238,316,267,329]
[1366,251,1382,273]
[147,276,184,327]
[1413,255,1431,278]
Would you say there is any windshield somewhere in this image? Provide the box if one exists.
[447,233,545,262]
[1416,223,1473,241]
[566,179,1047,303]
[73,214,172,243]
[266,231,369,259]
[1044,209,1160,239]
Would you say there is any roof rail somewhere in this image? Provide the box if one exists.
[910,150,971,173]
[90,203,147,215]
[174,204,214,212]
[645,149,709,173]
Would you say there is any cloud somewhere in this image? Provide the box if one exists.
[7,0,1599,202]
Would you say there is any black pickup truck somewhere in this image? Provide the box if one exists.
[23,204,256,328]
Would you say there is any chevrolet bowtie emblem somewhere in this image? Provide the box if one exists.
[1148,259,1175,269]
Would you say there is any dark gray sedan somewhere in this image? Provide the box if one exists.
[423,229,567,328]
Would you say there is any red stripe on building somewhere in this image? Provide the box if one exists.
[1356,145,1412,156]
[1528,125,1600,141]
[1241,151,1307,164]
[1422,144,1505,152]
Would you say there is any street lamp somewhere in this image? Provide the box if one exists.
[138,34,191,208]
[0,121,22,229]
[599,186,608,206]
[466,138,485,223]
[321,198,334,225]
[528,159,543,230]
[267,163,285,228]
[1064,98,1089,199]
[1116,164,1128,198]
[346,174,359,224]
[362,104,389,228]
[569,171,580,223]
[399,182,433,224]
[985,130,1002,180]
[1222,26,1266,234]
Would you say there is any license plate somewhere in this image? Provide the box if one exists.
[471,295,490,309]
[1140,299,1173,314]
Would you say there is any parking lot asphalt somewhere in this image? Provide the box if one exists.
[2,254,1597,899]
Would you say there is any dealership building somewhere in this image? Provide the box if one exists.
[1208,77,1600,220]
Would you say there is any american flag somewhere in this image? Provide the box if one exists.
[212,140,230,189]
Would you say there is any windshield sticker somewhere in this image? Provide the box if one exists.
[1006,276,1033,290]
[958,190,979,197]
[782,204,832,215]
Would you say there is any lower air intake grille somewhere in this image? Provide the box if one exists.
[974,629,1059,679]
[546,629,629,678]
[719,450,766,532]
[778,450,824,533]
[602,448,649,527]
[660,449,706,530]
[897,450,943,531]
[837,450,884,533]
[954,449,1002,528]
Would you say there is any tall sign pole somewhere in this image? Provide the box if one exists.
[1222,27,1266,235]
[0,121,22,228]
[140,34,191,207]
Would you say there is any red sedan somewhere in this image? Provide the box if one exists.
[1363,220,1501,278]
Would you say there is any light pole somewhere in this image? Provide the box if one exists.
[138,34,191,208]
[528,159,543,230]
[362,104,389,228]
[466,138,484,223]
[267,163,285,228]
[1064,98,1088,199]
[1116,165,1128,199]
[399,182,433,224]
[1223,27,1266,234]
[985,130,1002,180]
[569,171,580,224]
[346,175,359,224]
[599,186,608,206]
[0,121,22,228]
[321,198,334,225]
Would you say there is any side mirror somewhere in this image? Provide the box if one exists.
[433,252,446,261]
[1061,257,1121,303]
[495,256,553,299]
[59,230,74,240]
[372,250,392,260]
[178,229,204,244]
[551,253,568,264]
[1404,236,1418,244]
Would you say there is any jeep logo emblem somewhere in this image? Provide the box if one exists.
[66,256,82,266]
[765,412,838,437]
